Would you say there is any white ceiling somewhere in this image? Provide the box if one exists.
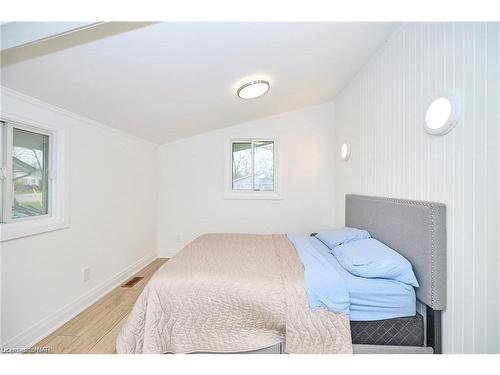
[1,22,398,144]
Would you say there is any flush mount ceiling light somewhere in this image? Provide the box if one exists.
[237,80,270,100]
[424,94,460,135]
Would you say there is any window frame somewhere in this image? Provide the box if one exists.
[0,116,69,242]
[224,137,282,200]
[1,121,54,223]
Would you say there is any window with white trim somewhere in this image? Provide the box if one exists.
[1,122,51,222]
[0,119,68,241]
[232,140,274,192]
[225,138,281,199]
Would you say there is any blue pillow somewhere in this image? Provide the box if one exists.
[332,238,419,287]
[315,227,371,249]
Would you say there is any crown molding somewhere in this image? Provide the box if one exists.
[1,86,158,147]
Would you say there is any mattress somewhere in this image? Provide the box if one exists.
[350,313,424,346]
[310,237,417,321]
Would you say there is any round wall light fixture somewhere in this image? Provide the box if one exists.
[424,94,460,135]
[340,143,351,161]
[237,80,270,100]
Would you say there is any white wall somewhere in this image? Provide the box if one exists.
[157,102,336,257]
[333,22,499,353]
[0,88,159,347]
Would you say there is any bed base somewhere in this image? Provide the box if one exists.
[426,306,442,354]
[226,303,441,353]
[226,331,438,354]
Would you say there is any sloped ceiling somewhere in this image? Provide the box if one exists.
[1,22,398,143]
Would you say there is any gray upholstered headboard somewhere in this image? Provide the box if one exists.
[345,194,446,311]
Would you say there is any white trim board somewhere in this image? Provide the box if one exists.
[157,248,179,259]
[2,252,156,349]
[0,22,103,52]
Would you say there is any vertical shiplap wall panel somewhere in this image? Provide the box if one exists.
[333,22,499,353]
[494,21,500,353]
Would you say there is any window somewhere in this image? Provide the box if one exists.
[225,138,280,199]
[0,119,68,241]
[1,121,52,222]
[12,128,51,219]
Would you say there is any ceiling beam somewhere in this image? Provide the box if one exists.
[1,22,104,52]
[0,22,157,67]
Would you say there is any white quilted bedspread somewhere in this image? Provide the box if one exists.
[116,234,352,354]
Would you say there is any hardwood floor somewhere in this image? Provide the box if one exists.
[31,258,168,354]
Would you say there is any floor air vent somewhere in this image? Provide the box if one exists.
[122,276,143,288]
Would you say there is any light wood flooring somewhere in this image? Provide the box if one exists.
[31,258,168,354]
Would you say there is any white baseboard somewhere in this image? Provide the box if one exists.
[3,252,156,349]
[157,248,180,258]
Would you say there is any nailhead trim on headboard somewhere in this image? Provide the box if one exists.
[429,205,435,307]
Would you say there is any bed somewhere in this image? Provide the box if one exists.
[116,194,446,354]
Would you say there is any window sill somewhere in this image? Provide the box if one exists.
[224,192,283,200]
[0,216,69,242]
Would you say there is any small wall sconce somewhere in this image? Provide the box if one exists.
[340,143,351,161]
[424,93,460,136]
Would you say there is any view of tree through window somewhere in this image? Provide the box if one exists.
[232,142,252,190]
[232,140,274,192]
[12,128,50,219]
[253,141,274,191]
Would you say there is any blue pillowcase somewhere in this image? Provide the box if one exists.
[315,227,371,249]
[332,238,419,287]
